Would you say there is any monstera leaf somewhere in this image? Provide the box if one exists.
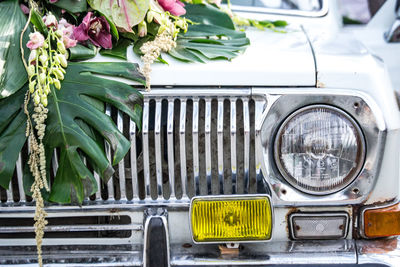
[169,4,250,63]
[0,0,30,99]
[88,0,150,32]
[0,62,144,204]
[45,62,144,203]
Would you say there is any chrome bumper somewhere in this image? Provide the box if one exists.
[1,238,399,266]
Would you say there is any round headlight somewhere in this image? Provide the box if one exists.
[274,105,365,195]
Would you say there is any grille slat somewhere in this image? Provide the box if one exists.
[230,99,237,194]
[217,99,224,194]
[16,155,25,202]
[154,100,163,199]
[129,120,139,199]
[167,99,175,198]
[179,100,188,198]
[205,100,212,195]
[243,99,251,194]
[117,110,127,201]
[192,98,200,196]
[105,105,115,200]
[142,100,151,198]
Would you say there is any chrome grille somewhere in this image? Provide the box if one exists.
[0,89,268,203]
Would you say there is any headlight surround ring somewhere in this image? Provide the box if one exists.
[274,104,366,195]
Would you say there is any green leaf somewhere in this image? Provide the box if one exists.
[184,4,235,30]
[0,0,30,99]
[50,0,88,13]
[88,0,150,32]
[100,38,132,60]
[68,44,97,61]
[170,24,249,63]
[43,62,144,203]
[30,9,48,36]
[0,88,27,189]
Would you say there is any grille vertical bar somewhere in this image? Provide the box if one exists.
[154,100,163,199]
[205,99,212,194]
[230,99,237,194]
[16,154,25,202]
[105,105,114,201]
[179,100,188,198]
[217,99,224,194]
[117,110,127,201]
[192,98,200,196]
[243,99,250,194]
[129,120,139,199]
[167,99,175,198]
[142,100,151,198]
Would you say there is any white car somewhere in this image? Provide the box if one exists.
[1,0,400,266]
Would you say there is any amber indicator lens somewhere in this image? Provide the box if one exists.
[364,203,400,238]
[191,197,272,242]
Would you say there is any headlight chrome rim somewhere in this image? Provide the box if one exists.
[274,104,366,195]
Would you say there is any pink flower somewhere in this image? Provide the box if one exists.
[158,0,186,16]
[73,12,112,49]
[58,18,77,48]
[26,32,45,50]
[20,4,30,15]
[43,14,58,28]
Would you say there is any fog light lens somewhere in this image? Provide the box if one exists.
[290,213,349,239]
[190,196,272,243]
[364,203,400,238]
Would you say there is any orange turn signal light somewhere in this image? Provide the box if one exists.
[364,202,400,238]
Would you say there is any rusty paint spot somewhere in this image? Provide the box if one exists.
[182,243,192,248]
[219,245,239,257]
[316,80,325,88]
[286,208,300,239]
[360,238,398,254]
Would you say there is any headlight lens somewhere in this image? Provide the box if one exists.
[275,105,365,195]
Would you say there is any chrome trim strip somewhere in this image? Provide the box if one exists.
[16,154,25,202]
[217,99,224,194]
[189,194,273,244]
[0,224,143,233]
[143,88,251,98]
[105,105,114,201]
[230,99,237,194]
[117,110,127,201]
[142,100,151,198]
[167,99,175,198]
[243,99,250,194]
[143,211,170,267]
[192,98,200,195]
[254,99,266,190]
[230,0,329,18]
[205,99,212,194]
[154,100,163,199]
[179,100,188,198]
[130,120,139,200]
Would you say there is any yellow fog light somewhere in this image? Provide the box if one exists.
[190,196,272,243]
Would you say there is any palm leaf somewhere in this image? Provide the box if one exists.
[169,4,250,63]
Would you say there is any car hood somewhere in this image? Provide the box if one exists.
[91,25,316,87]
